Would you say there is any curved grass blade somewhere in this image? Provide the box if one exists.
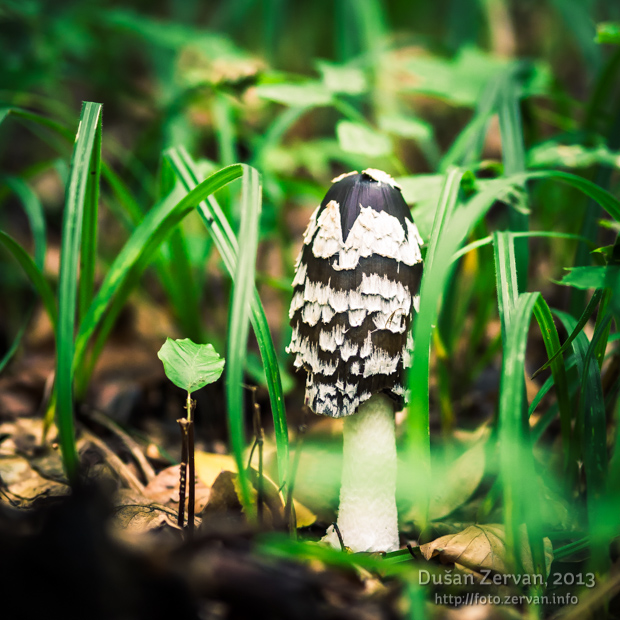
[78,119,102,322]
[498,67,529,291]
[493,231,519,341]
[0,176,48,371]
[226,165,261,515]
[405,167,465,519]
[498,292,547,578]
[531,296,572,468]
[74,165,244,373]
[453,231,594,263]
[56,101,103,478]
[530,357,579,443]
[166,147,289,488]
[1,176,47,267]
[553,308,609,573]
[0,231,57,328]
[516,170,620,221]
[531,290,604,380]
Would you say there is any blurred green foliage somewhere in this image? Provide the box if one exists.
[2,0,620,614]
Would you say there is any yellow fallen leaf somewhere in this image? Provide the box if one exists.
[195,451,237,487]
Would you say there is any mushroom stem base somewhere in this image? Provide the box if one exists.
[325,393,399,552]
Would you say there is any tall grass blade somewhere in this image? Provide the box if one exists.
[226,165,261,515]
[74,165,245,374]
[166,147,290,487]
[553,309,609,575]
[0,176,48,371]
[531,296,572,470]
[498,292,546,578]
[498,68,529,291]
[56,101,103,478]
[78,119,102,322]
[531,289,604,379]
[406,167,464,519]
[0,231,57,328]
[493,231,519,341]
[1,176,47,268]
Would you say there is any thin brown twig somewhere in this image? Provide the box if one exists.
[81,428,145,494]
[83,407,156,482]
[177,418,189,529]
[284,407,308,535]
[187,415,196,536]
[249,386,265,527]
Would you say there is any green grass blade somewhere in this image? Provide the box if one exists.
[531,296,572,469]
[454,231,593,263]
[516,170,620,221]
[226,165,261,515]
[74,164,245,374]
[498,68,529,291]
[166,147,290,488]
[405,167,464,519]
[162,228,204,342]
[498,292,547,578]
[0,176,48,371]
[56,101,103,479]
[592,289,613,370]
[553,308,610,573]
[531,290,604,379]
[493,231,519,341]
[1,176,47,268]
[577,315,610,575]
[0,231,57,328]
[212,93,238,167]
[78,118,102,322]
[439,78,500,172]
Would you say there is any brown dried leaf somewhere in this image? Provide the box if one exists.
[401,432,489,523]
[419,524,553,579]
[142,464,210,513]
[198,451,317,528]
[111,490,179,542]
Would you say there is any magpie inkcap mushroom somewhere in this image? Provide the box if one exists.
[287,169,424,552]
[287,168,423,418]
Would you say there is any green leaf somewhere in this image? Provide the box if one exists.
[558,265,620,291]
[255,82,333,107]
[336,121,392,157]
[157,338,225,393]
[596,22,620,45]
[316,60,367,95]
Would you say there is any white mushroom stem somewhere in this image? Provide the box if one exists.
[324,393,399,552]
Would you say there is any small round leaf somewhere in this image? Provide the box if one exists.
[157,337,225,394]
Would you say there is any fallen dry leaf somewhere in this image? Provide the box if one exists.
[143,464,210,513]
[401,432,489,523]
[198,451,316,528]
[420,523,553,579]
[111,490,180,543]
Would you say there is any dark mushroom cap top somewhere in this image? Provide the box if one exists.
[287,169,424,418]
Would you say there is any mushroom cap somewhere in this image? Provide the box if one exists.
[287,169,424,418]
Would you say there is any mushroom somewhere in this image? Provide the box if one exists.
[287,169,423,552]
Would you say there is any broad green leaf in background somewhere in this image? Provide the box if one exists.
[336,120,392,157]
[596,23,620,45]
[255,82,333,107]
[403,47,550,107]
[157,337,225,393]
[316,60,367,95]
[559,266,620,316]
[528,141,620,170]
